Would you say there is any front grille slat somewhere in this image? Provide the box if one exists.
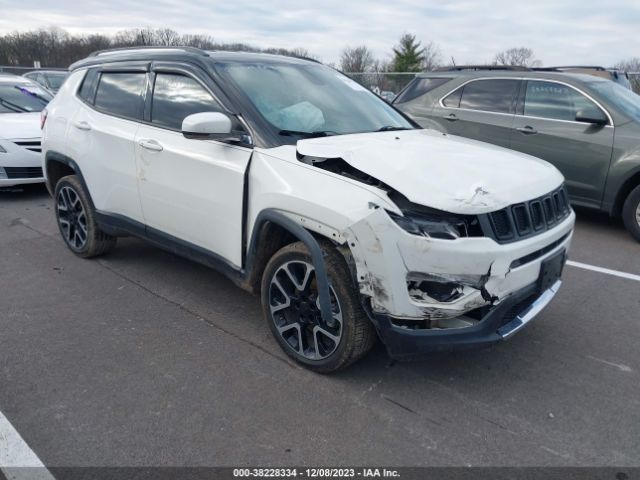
[485,185,571,244]
[13,141,42,153]
[4,167,43,179]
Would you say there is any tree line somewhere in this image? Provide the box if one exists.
[0,27,312,68]
[0,27,638,92]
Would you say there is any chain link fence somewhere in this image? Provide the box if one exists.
[345,72,417,99]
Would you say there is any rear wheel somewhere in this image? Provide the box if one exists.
[261,241,376,373]
[622,185,640,242]
[54,175,117,257]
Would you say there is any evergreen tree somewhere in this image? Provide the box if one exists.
[392,33,425,72]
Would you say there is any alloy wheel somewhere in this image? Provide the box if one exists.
[57,185,88,250]
[268,260,343,360]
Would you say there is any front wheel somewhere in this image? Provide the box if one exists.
[622,185,640,242]
[54,175,117,257]
[261,241,376,373]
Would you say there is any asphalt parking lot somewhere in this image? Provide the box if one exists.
[1,184,639,468]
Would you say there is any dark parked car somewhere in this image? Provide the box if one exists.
[394,68,640,241]
[22,70,68,94]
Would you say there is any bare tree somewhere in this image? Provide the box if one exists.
[494,47,541,67]
[422,41,442,71]
[615,57,640,93]
[339,45,375,73]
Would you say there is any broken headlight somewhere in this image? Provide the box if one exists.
[387,210,482,240]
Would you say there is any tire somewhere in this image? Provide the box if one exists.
[261,241,376,373]
[622,184,640,242]
[54,175,117,258]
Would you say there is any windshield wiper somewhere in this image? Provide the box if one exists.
[279,129,337,138]
[376,126,411,132]
[14,86,49,105]
[0,97,28,113]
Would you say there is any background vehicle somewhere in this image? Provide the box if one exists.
[23,70,68,94]
[0,73,52,187]
[42,48,573,372]
[538,66,633,90]
[395,67,640,241]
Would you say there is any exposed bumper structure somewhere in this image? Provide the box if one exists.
[368,279,563,359]
[345,205,575,356]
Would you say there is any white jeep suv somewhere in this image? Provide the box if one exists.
[42,47,575,372]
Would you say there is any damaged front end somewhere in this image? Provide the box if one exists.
[294,133,574,358]
[342,196,573,358]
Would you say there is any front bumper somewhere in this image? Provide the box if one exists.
[368,279,562,359]
[0,138,44,187]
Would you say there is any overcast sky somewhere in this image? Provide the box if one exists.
[0,0,638,66]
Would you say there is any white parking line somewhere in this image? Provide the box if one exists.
[567,260,640,282]
[0,411,55,480]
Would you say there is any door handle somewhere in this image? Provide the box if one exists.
[73,121,91,131]
[516,125,538,135]
[138,139,163,152]
[444,113,458,122]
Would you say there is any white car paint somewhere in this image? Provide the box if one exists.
[42,64,575,336]
[296,129,564,214]
[0,109,45,187]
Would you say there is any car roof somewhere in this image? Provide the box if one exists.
[69,46,319,71]
[25,70,67,75]
[414,69,609,84]
[0,73,36,84]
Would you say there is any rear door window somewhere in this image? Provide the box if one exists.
[150,73,222,130]
[94,72,146,120]
[457,79,520,113]
[394,77,451,104]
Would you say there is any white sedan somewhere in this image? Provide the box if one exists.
[0,74,53,187]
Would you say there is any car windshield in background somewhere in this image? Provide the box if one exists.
[0,84,52,113]
[217,62,414,138]
[47,73,67,89]
[587,79,640,122]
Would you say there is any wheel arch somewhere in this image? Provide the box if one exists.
[611,167,640,217]
[243,209,334,324]
[44,152,86,198]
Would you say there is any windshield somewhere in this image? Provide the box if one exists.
[587,80,640,122]
[0,83,52,113]
[46,73,67,89]
[216,62,414,139]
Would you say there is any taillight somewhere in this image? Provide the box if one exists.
[40,108,48,130]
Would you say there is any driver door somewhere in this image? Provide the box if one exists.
[134,69,252,267]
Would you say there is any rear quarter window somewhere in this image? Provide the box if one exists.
[394,77,451,104]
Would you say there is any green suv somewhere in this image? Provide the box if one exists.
[394,68,640,241]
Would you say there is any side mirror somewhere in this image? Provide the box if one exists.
[182,112,234,139]
[575,109,608,126]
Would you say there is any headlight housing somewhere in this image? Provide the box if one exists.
[386,208,483,240]
[386,191,484,240]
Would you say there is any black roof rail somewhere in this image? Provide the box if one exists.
[89,46,209,57]
[540,65,607,71]
[435,65,531,72]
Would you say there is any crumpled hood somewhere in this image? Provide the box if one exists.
[296,129,564,214]
[0,112,42,140]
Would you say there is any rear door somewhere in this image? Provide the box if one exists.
[67,68,146,222]
[134,67,252,267]
[431,78,521,148]
[510,79,614,207]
